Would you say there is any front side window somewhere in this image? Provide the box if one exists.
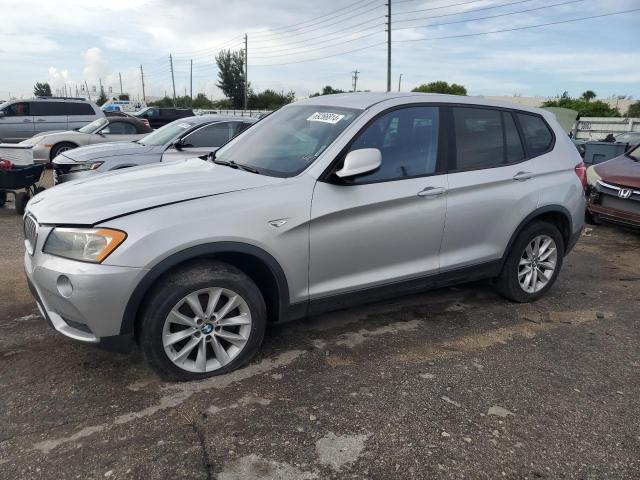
[182,123,230,148]
[138,119,195,146]
[105,121,137,135]
[2,102,30,117]
[345,106,440,184]
[214,105,361,177]
[453,107,526,170]
[517,113,553,157]
[627,144,640,161]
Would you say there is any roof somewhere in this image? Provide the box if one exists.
[185,114,258,123]
[294,92,552,117]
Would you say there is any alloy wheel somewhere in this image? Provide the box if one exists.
[518,234,558,294]
[162,287,252,373]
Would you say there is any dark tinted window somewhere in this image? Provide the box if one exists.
[453,108,527,170]
[347,106,439,183]
[160,109,176,117]
[504,112,525,163]
[65,102,96,115]
[31,101,67,116]
[182,123,230,148]
[106,121,137,135]
[231,121,252,137]
[453,107,503,170]
[2,102,29,116]
[517,113,553,156]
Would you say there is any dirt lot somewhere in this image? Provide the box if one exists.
[1,172,639,479]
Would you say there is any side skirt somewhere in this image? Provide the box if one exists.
[281,260,502,322]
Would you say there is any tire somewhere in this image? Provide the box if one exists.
[15,191,30,215]
[139,261,267,381]
[0,192,6,208]
[495,221,565,303]
[50,142,77,161]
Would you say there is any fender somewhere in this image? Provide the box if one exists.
[119,241,291,336]
[500,205,574,268]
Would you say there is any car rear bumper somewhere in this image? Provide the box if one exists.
[24,247,146,351]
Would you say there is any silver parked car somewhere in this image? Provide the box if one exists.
[51,115,255,184]
[23,93,586,380]
[0,97,103,143]
[19,116,152,162]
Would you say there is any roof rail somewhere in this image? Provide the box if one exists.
[36,96,87,101]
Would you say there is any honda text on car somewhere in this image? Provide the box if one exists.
[23,93,585,380]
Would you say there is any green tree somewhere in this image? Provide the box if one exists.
[33,82,52,97]
[626,101,640,117]
[412,81,467,96]
[310,85,346,97]
[96,86,108,106]
[581,90,596,102]
[249,89,295,109]
[215,49,246,108]
[148,96,174,108]
[542,95,620,117]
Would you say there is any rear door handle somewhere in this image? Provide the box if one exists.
[36,118,46,122]
[417,186,446,197]
[513,171,535,181]
[22,119,32,123]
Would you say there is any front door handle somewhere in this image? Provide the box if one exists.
[513,171,535,181]
[22,119,32,123]
[36,118,46,122]
[417,186,446,197]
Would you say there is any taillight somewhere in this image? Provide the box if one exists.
[574,162,587,191]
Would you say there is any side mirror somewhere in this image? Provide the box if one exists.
[100,128,110,135]
[335,148,381,178]
[173,139,183,151]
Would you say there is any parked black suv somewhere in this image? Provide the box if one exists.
[133,107,194,129]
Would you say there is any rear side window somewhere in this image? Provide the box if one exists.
[65,103,96,115]
[2,102,29,116]
[31,102,67,116]
[106,121,137,135]
[517,113,553,157]
[453,107,526,170]
[347,106,440,184]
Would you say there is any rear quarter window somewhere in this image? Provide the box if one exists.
[517,113,554,157]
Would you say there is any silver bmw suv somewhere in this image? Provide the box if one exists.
[23,93,586,381]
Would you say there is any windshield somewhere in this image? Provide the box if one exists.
[138,119,195,146]
[627,145,640,161]
[214,105,362,176]
[133,107,149,117]
[78,117,108,134]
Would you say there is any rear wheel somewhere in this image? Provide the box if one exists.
[139,261,266,381]
[14,191,29,215]
[495,222,564,302]
[50,142,77,161]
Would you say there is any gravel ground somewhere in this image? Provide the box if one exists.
[0,172,639,479]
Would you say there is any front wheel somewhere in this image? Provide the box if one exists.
[50,142,77,161]
[15,191,30,215]
[495,222,564,303]
[139,261,266,381]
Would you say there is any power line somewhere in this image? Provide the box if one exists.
[394,0,504,14]
[252,7,638,67]
[393,7,640,43]
[394,0,537,21]
[394,0,586,30]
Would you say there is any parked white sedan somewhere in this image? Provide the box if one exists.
[20,116,152,163]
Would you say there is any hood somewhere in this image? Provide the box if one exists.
[59,141,155,162]
[20,131,68,144]
[27,158,282,224]
[595,154,640,189]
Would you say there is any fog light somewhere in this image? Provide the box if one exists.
[57,275,73,298]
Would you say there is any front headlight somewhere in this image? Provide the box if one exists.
[586,165,602,187]
[43,228,127,263]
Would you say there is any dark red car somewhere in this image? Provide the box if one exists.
[586,144,640,227]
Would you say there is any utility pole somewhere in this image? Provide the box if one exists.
[118,72,123,98]
[244,33,248,110]
[386,0,392,92]
[140,65,146,103]
[352,69,360,92]
[190,59,193,99]
[398,73,402,92]
[84,80,91,101]
[169,54,177,105]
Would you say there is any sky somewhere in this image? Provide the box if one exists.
[0,0,638,102]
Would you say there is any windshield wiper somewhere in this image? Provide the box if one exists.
[212,157,259,174]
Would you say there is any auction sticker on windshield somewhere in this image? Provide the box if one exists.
[307,112,345,124]
[177,123,192,129]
